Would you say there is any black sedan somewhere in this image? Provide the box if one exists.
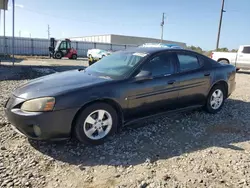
[4,47,236,145]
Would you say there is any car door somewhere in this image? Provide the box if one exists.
[236,46,250,69]
[126,51,180,119]
[175,51,211,107]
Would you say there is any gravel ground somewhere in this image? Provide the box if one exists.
[1,65,250,188]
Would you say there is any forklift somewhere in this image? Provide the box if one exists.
[49,38,78,59]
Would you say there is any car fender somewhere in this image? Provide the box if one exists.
[207,68,230,97]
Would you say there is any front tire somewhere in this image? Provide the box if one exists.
[55,52,62,59]
[205,85,226,114]
[74,103,118,145]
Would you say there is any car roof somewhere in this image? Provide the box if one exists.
[124,47,188,54]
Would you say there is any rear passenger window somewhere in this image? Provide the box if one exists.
[242,47,250,54]
[177,54,200,72]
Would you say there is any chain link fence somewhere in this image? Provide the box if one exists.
[0,36,137,57]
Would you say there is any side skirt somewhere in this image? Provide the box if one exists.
[123,105,203,126]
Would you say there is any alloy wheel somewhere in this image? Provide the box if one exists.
[210,89,224,110]
[83,109,112,140]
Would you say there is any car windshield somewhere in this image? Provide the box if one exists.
[85,51,148,79]
[98,50,107,54]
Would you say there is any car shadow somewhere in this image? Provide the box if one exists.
[29,98,250,167]
[0,64,87,81]
[0,58,24,63]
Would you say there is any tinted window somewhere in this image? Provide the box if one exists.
[242,47,250,54]
[177,53,200,71]
[141,52,176,77]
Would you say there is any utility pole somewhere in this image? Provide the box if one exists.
[47,25,50,57]
[4,0,6,58]
[19,30,21,37]
[12,0,15,65]
[160,13,165,43]
[47,24,50,39]
[216,0,226,50]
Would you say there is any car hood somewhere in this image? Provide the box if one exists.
[13,69,111,99]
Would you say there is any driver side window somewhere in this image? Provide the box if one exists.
[59,41,67,49]
[141,52,176,77]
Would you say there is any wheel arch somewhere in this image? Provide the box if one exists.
[217,58,229,63]
[209,80,228,98]
[70,98,124,136]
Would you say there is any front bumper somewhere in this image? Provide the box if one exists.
[4,96,78,141]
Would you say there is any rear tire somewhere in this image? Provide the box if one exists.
[74,103,119,145]
[72,54,77,60]
[204,85,226,114]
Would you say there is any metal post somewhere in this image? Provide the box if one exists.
[31,38,34,56]
[76,41,78,50]
[160,13,165,43]
[47,24,50,57]
[12,0,15,65]
[216,0,225,50]
[0,10,1,63]
[0,11,1,56]
[3,1,6,58]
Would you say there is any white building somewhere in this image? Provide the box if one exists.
[69,34,186,48]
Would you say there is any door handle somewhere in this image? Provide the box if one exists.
[204,72,210,76]
[168,80,176,85]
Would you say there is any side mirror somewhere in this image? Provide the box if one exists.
[134,70,153,82]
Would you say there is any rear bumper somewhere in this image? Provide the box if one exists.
[228,80,236,97]
[4,105,78,141]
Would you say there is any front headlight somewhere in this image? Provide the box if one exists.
[21,97,55,112]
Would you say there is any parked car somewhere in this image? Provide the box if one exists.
[4,46,236,145]
[87,49,112,65]
[140,43,183,49]
[211,45,250,70]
